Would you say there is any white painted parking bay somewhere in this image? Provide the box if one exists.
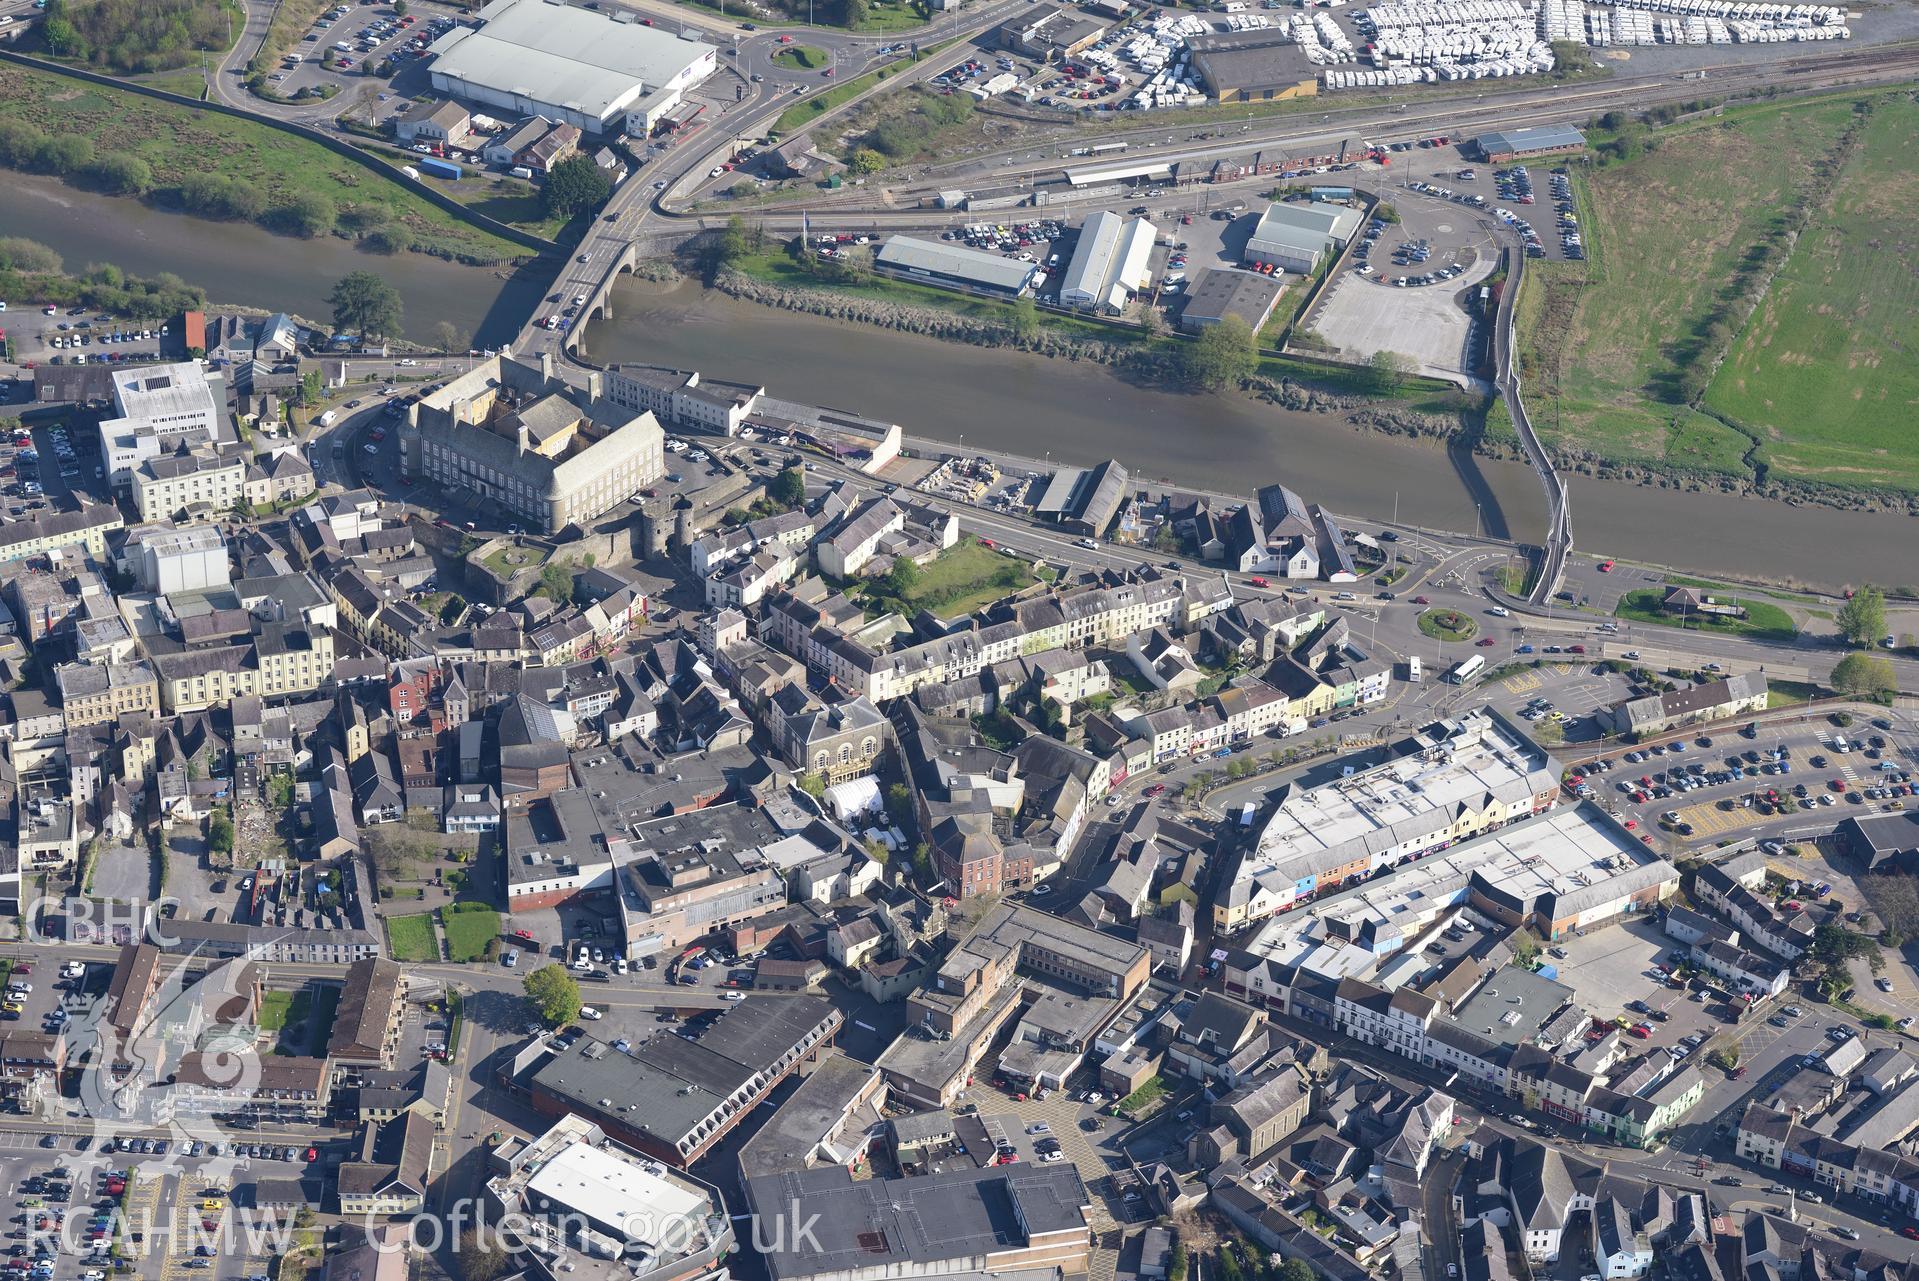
[1310,254,1496,382]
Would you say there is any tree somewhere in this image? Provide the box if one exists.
[1512,929,1541,966]
[706,216,751,275]
[798,772,827,800]
[1707,1045,1740,1072]
[886,783,914,826]
[770,466,806,508]
[1836,585,1886,648]
[541,154,612,219]
[912,842,933,879]
[1010,297,1039,341]
[35,133,95,175]
[847,148,885,175]
[297,369,325,406]
[862,837,888,864]
[1168,1245,1189,1281]
[536,563,575,605]
[432,320,471,354]
[882,557,921,599]
[391,0,409,12]
[1832,652,1896,701]
[1175,317,1258,391]
[1278,1260,1316,1281]
[1368,348,1415,395]
[523,965,582,1026]
[455,1233,505,1281]
[207,809,234,857]
[89,152,151,196]
[1811,922,1882,977]
[271,191,336,238]
[327,270,403,341]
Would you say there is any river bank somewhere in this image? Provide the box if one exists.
[0,59,537,267]
[583,274,1919,588]
[0,172,549,347]
[720,246,1919,526]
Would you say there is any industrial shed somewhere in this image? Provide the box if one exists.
[427,0,719,136]
[1473,124,1586,162]
[874,237,1039,298]
[1178,268,1285,334]
[1187,30,1319,103]
[1058,211,1157,312]
[1034,459,1129,537]
[1245,201,1362,274]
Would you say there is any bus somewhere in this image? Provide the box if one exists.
[1447,654,1486,685]
[1406,655,1422,684]
[1088,141,1130,155]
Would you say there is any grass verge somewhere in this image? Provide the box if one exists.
[1615,587,1797,644]
[772,42,952,134]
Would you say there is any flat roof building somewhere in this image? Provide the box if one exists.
[1218,709,1560,931]
[525,995,842,1166]
[1474,124,1586,162]
[1187,29,1319,103]
[1058,211,1157,312]
[735,1051,887,1181]
[1179,268,1286,334]
[742,1163,1093,1281]
[98,362,225,487]
[485,1114,733,1281]
[428,0,719,136]
[874,236,1039,298]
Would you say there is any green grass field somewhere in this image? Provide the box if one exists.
[0,63,530,264]
[1515,96,1860,474]
[442,906,502,964]
[257,990,294,1032]
[861,537,1036,618]
[1615,587,1797,644]
[1703,95,1919,492]
[386,913,438,963]
[1417,608,1478,642]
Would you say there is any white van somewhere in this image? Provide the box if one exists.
[318,410,338,426]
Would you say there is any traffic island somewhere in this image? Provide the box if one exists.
[1417,608,1478,642]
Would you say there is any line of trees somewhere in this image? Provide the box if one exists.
[0,237,206,320]
[0,119,420,250]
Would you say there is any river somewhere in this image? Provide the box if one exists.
[0,172,550,348]
[4,172,1908,588]
[581,279,1916,589]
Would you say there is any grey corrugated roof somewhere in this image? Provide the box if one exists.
[1476,124,1586,155]
[876,236,1037,292]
